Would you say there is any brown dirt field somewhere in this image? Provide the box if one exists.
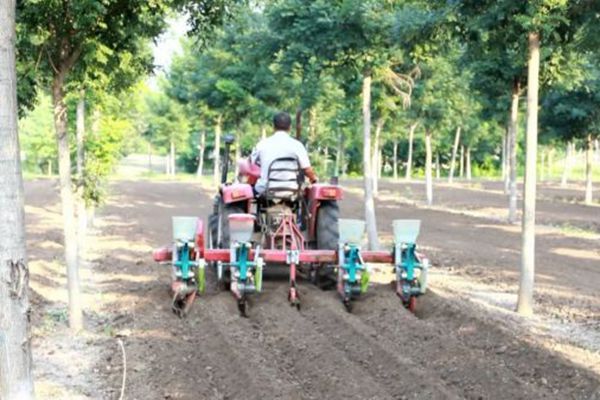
[26,178,600,399]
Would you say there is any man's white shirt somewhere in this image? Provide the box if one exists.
[250,130,311,195]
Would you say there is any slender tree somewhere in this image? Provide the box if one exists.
[197,129,206,177]
[508,79,521,224]
[405,122,417,180]
[362,72,379,249]
[424,128,433,205]
[517,32,540,316]
[0,0,34,396]
[448,126,461,183]
[18,0,172,330]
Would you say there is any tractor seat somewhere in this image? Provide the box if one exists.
[264,157,303,202]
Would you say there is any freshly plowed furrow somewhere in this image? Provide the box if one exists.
[345,286,558,400]
[195,294,304,400]
[250,282,462,400]
[248,287,398,400]
[295,287,461,399]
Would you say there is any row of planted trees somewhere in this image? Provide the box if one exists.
[157,0,600,317]
[157,0,598,210]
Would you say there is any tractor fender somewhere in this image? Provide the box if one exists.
[306,184,342,243]
[306,184,344,201]
[222,183,254,204]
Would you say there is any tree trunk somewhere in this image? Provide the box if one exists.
[378,149,383,179]
[197,130,205,178]
[76,89,85,178]
[234,134,241,178]
[307,107,317,152]
[335,132,343,177]
[362,72,379,250]
[261,125,267,140]
[466,146,472,181]
[585,134,594,205]
[170,140,176,176]
[508,78,521,224]
[517,32,540,316]
[76,197,87,278]
[52,72,82,331]
[372,118,383,196]
[87,109,100,228]
[165,153,170,175]
[0,1,35,395]
[425,128,433,206]
[147,142,153,173]
[86,207,95,229]
[449,126,461,183]
[213,114,222,185]
[47,159,52,176]
[75,90,87,282]
[459,145,464,178]
[548,148,554,180]
[561,141,572,187]
[539,148,545,182]
[501,128,507,181]
[503,128,509,194]
[323,146,329,178]
[393,137,398,180]
[405,122,417,180]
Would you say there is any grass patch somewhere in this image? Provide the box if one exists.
[555,223,599,239]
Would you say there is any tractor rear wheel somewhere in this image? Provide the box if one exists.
[314,201,339,289]
[208,213,218,249]
[316,201,339,250]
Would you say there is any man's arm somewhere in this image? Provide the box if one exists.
[297,142,318,183]
[304,167,318,183]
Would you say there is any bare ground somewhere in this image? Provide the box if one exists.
[26,178,600,400]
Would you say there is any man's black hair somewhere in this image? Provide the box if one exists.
[273,112,292,131]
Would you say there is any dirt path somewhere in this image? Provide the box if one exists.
[26,179,600,399]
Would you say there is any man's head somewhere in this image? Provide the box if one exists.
[273,112,292,132]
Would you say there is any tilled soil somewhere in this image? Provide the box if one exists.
[370,179,600,232]
[26,179,600,400]
[345,180,600,328]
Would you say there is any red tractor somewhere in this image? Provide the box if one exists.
[206,135,343,313]
[154,135,429,317]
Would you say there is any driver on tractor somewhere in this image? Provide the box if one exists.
[242,112,318,199]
